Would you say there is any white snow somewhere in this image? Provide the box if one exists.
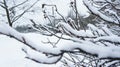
[58,22,95,37]
[10,0,89,26]
[1,22,120,65]
[0,33,62,67]
[0,35,26,67]
[88,24,105,36]
[83,0,119,24]
[1,0,120,66]
[94,35,120,43]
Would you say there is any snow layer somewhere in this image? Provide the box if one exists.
[58,22,95,37]
[0,31,62,67]
[83,0,119,24]
[1,23,120,64]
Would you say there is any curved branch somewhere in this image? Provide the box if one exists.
[0,23,120,64]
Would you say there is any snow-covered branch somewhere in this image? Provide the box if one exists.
[0,23,120,64]
[83,0,120,25]
[57,22,95,38]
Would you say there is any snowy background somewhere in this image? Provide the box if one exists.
[1,0,120,67]
[0,0,83,67]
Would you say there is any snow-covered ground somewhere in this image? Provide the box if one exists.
[0,33,63,67]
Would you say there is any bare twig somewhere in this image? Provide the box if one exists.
[12,0,39,23]
[9,0,28,10]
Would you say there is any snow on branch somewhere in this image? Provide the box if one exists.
[22,47,62,64]
[88,24,105,36]
[83,0,120,25]
[94,35,120,44]
[57,22,95,38]
[1,23,120,64]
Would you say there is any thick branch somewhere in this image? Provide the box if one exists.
[0,23,120,64]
